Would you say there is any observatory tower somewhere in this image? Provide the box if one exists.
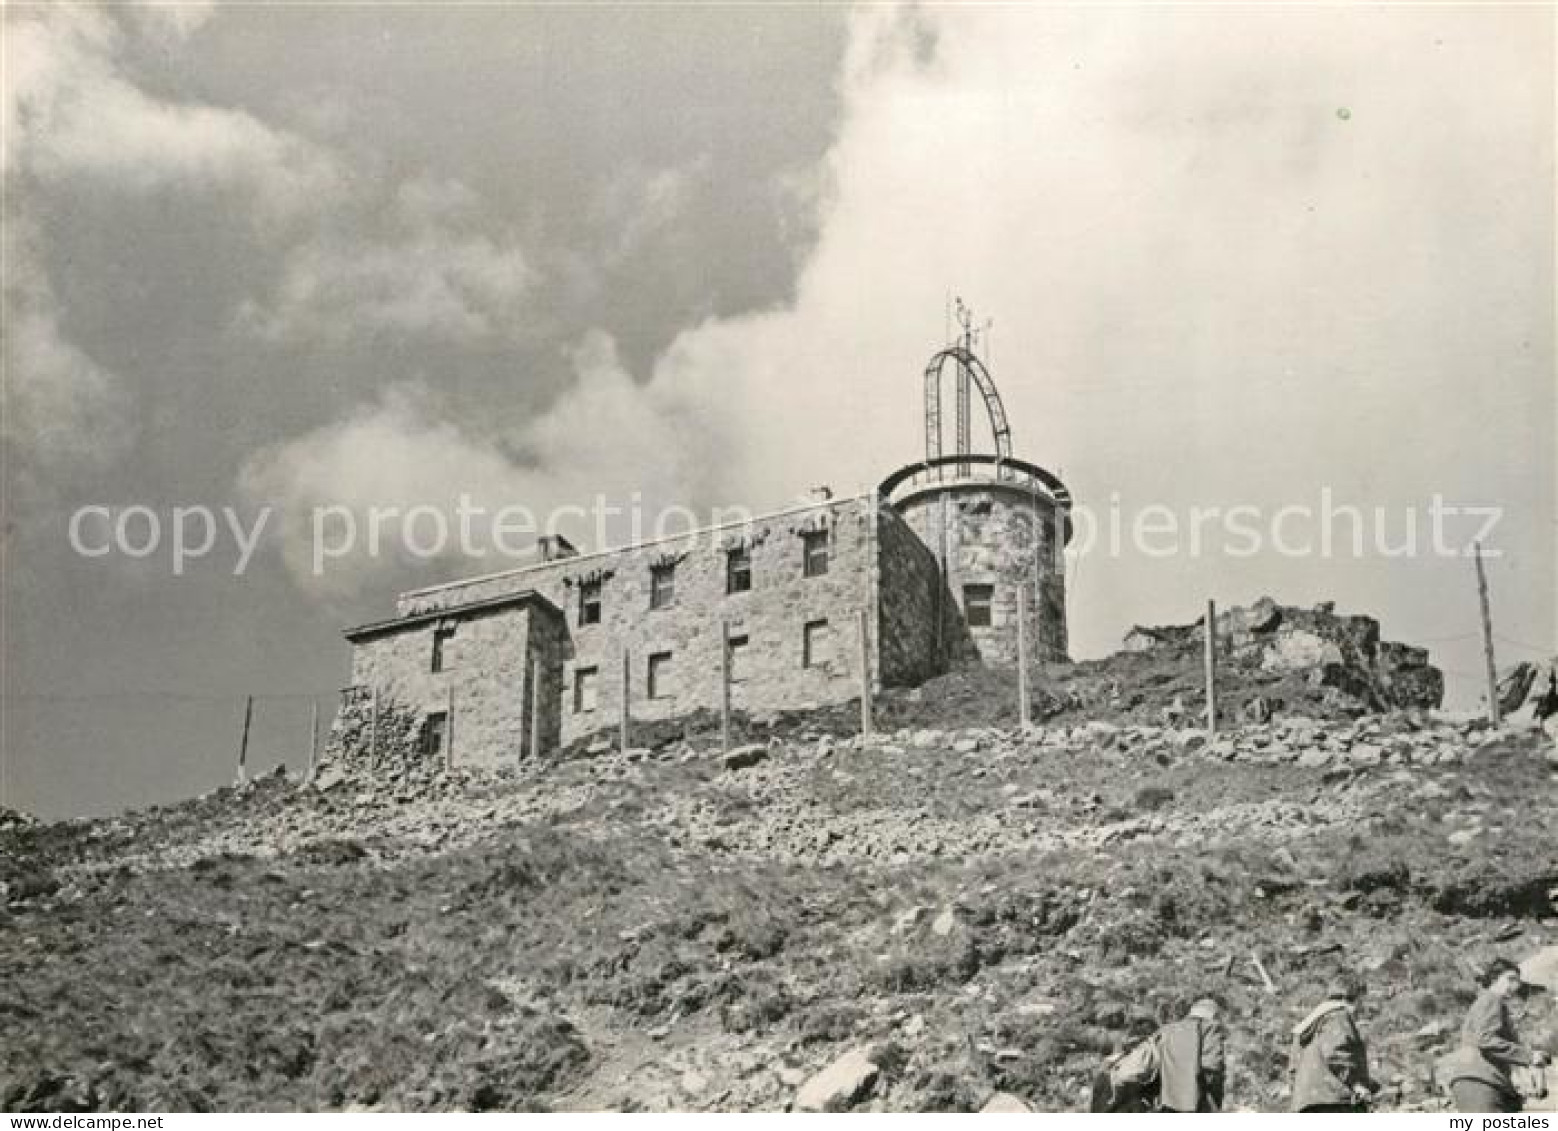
[878,302,1074,663]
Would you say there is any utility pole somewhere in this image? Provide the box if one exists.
[1204,600,1218,738]
[1474,542,1501,727]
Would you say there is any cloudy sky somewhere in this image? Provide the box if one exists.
[3,3,1553,818]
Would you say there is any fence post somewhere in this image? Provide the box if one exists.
[1204,599,1218,738]
[719,618,732,754]
[858,609,873,738]
[236,695,254,784]
[1474,543,1501,727]
[446,683,455,770]
[530,657,544,760]
[369,686,381,767]
[1017,587,1031,728]
[620,647,631,753]
[307,699,320,780]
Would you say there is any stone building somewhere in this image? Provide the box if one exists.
[340,335,1075,769]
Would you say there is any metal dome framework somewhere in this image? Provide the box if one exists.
[923,344,1012,469]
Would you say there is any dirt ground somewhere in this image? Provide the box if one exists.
[2,713,1555,1112]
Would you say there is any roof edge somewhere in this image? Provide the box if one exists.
[344,589,560,643]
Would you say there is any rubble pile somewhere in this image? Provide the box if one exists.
[317,687,453,794]
[1110,597,1443,718]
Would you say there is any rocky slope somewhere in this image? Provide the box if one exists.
[3,708,1555,1112]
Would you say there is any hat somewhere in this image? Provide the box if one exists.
[1326,976,1365,1002]
[1482,957,1541,993]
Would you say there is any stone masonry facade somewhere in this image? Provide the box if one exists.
[341,479,1071,770]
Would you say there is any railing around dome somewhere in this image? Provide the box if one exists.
[877,453,1074,544]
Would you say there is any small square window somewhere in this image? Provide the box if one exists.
[573,666,598,713]
[964,584,994,628]
[650,564,676,610]
[802,529,830,578]
[579,579,602,626]
[727,633,750,682]
[420,711,448,758]
[803,619,831,668]
[647,651,673,699]
[726,547,752,594]
[430,625,455,673]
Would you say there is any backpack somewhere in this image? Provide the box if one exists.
[1092,1036,1161,1113]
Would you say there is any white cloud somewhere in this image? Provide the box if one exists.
[238,331,735,596]
[241,208,536,344]
[1,0,340,487]
[1,217,131,481]
[243,5,1552,676]
[593,158,707,263]
[3,3,337,218]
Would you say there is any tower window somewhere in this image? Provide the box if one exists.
[430,625,456,673]
[579,579,602,626]
[803,619,831,668]
[650,563,676,609]
[964,584,994,628]
[647,651,673,699]
[420,711,448,758]
[802,529,830,578]
[727,633,750,682]
[726,547,752,594]
[573,666,598,713]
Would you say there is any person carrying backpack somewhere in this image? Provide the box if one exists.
[1092,999,1226,1113]
[1290,978,1375,1112]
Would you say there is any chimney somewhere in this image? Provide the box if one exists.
[538,535,579,562]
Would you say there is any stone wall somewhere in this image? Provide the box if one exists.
[875,503,959,686]
[346,599,552,769]
[391,495,879,746]
[894,482,1067,664]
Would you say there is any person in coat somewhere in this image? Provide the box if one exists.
[1156,998,1227,1113]
[1092,1020,1162,1113]
[1445,958,1550,1112]
[1290,979,1375,1112]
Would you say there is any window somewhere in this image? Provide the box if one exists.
[420,712,448,758]
[648,651,673,699]
[650,563,676,610]
[726,547,752,594]
[727,633,750,682]
[430,625,456,673]
[803,619,831,668]
[579,579,602,626]
[573,666,598,713]
[802,529,830,578]
[964,584,994,628]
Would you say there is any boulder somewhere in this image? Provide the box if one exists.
[980,1092,1034,1113]
[1519,944,1558,992]
[722,744,768,772]
[1262,629,1345,674]
[1348,743,1384,768]
[794,1047,879,1112]
[1241,696,1275,724]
